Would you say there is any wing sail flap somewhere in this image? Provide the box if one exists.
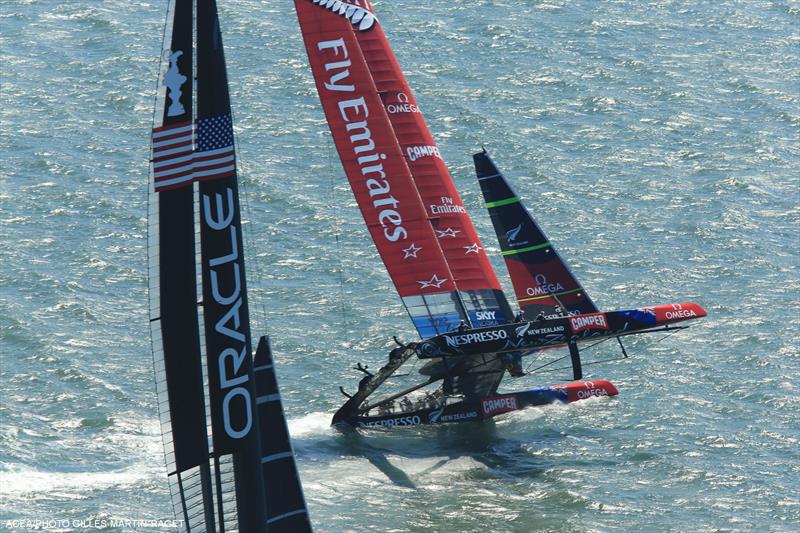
[474,150,598,319]
[351,8,513,328]
[253,336,312,532]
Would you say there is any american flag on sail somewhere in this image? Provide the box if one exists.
[152,121,194,191]
[194,113,235,182]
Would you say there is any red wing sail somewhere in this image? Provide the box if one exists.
[474,150,598,319]
[294,0,468,338]
[350,6,513,328]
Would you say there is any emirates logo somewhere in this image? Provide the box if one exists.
[309,0,377,31]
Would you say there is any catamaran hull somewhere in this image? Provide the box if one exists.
[417,302,708,360]
[338,380,618,428]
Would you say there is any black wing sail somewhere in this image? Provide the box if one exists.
[473,150,598,319]
[149,0,218,530]
[195,0,268,530]
[150,1,311,531]
[254,337,312,532]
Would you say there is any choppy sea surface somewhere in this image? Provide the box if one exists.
[2,0,799,531]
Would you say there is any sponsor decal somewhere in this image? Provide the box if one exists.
[554,381,613,402]
[416,341,441,358]
[359,415,421,428]
[441,411,478,423]
[309,0,376,31]
[481,395,518,416]
[514,322,566,337]
[502,323,567,350]
[475,310,496,321]
[406,145,442,162]
[428,406,444,423]
[664,303,697,320]
[435,227,460,238]
[402,242,422,259]
[514,322,531,337]
[163,50,187,117]
[417,274,448,289]
[576,387,609,400]
[203,188,252,440]
[386,92,420,114]
[445,328,508,348]
[464,243,482,254]
[569,313,609,334]
[526,274,564,297]
[665,309,698,320]
[506,224,528,247]
[317,38,407,243]
[430,195,467,215]
[440,411,478,422]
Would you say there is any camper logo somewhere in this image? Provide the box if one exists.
[309,0,376,31]
[481,395,518,416]
[569,313,608,334]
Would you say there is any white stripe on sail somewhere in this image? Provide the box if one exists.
[256,393,281,404]
[267,509,308,525]
[154,153,193,168]
[194,145,234,158]
[154,174,196,189]
[153,123,192,139]
[153,134,192,149]
[194,164,236,178]
[154,162,194,178]
[261,451,294,464]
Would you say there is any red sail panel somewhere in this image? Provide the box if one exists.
[350,10,503,294]
[294,1,455,298]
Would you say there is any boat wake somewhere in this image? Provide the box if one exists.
[0,463,159,500]
[288,411,337,438]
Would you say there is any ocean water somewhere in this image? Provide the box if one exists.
[1,0,799,531]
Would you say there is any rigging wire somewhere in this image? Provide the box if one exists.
[325,132,348,328]
[229,106,270,334]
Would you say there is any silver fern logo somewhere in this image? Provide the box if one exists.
[309,0,377,31]
[506,224,528,247]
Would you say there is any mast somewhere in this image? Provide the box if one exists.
[195,1,268,530]
[149,0,218,530]
[293,0,469,338]
[473,150,598,319]
[347,2,514,328]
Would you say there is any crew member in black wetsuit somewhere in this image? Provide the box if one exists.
[400,397,413,412]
